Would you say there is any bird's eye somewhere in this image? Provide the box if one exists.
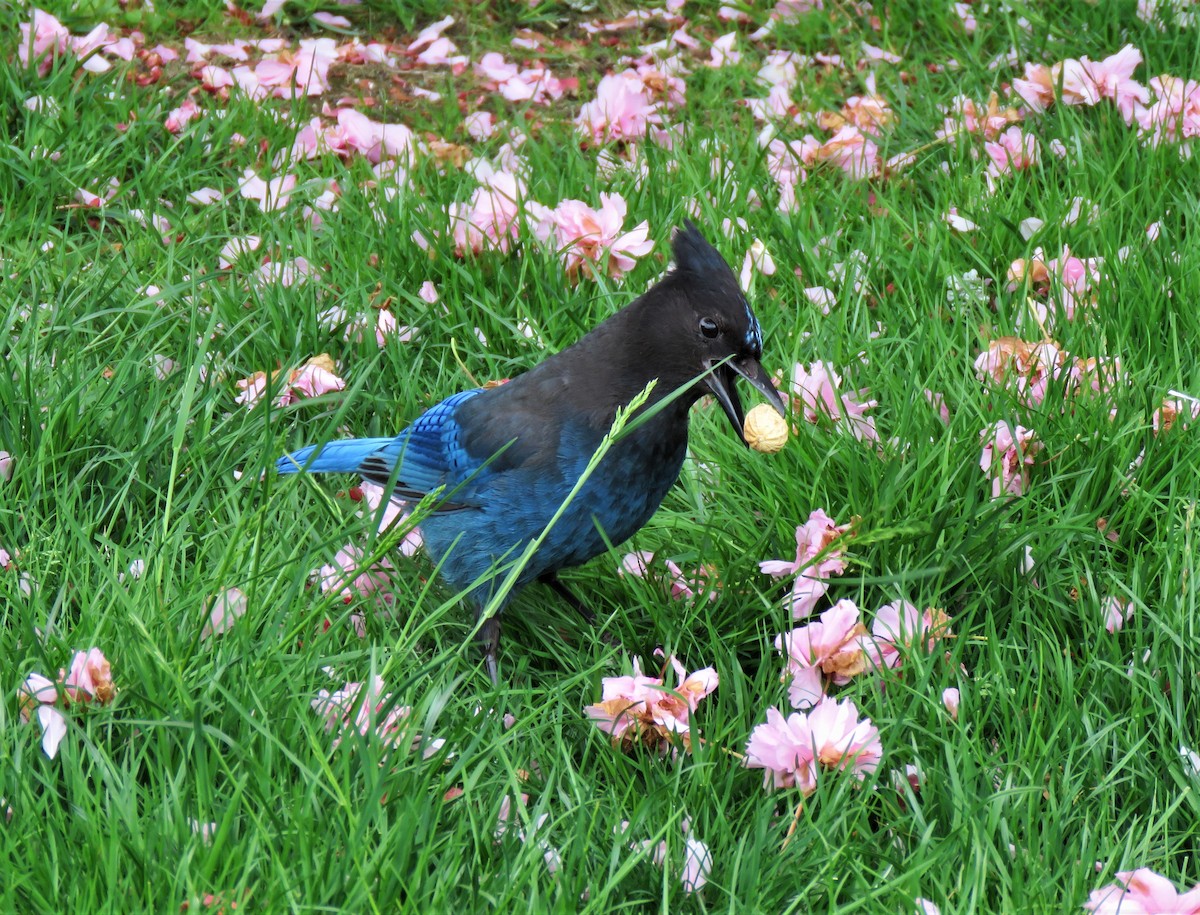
[699,317,720,339]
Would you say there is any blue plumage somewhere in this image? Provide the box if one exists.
[276,223,784,682]
[277,437,395,475]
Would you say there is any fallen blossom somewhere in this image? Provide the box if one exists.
[865,601,954,671]
[974,337,1079,406]
[1102,596,1133,633]
[24,95,60,115]
[1080,46,1150,123]
[739,238,776,291]
[218,235,262,269]
[72,177,120,209]
[187,187,223,206]
[623,818,711,894]
[585,654,717,754]
[447,170,525,256]
[312,672,443,756]
[414,36,468,70]
[745,706,819,792]
[939,93,1022,140]
[985,126,1039,175]
[861,42,901,64]
[20,647,117,759]
[745,696,881,793]
[744,83,794,122]
[808,695,883,774]
[708,32,740,68]
[61,648,116,705]
[1012,63,1056,113]
[1062,196,1100,227]
[1,548,33,599]
[359,481,423,555]
[199,64,235,91]
[785,361,879,443]
[312,12,351,28]
[465,111,496,140]
[762,132,821,211]
[1084,868,1200,914]
[18,10,70,75]
[942,688,960,720]
[236,355,346,409]
[891,760,924,793]
[1135,75,1200,149]
[319,305,414,348]
[189,819,217,844]
[238,167,296,211]
[254,256,314,287]
[1153,396,1200,435]
[822,89,894,137]
[680,831,712,893]
[1019,217,1045,240]
[925,389,951,425]
[407,15,455,53]
[760,509,853,619]
[151,355,176,380]
[980,421,1040,499]
[474,53,567,105]
[316,543,395,606]
[576,71,661,144]
[252,37,340,97]
[165,100,201,134]
[527,193,653,281]
[804,286,836,312]
[812,125,878,179]
[0,452,11,482]
[943,207,978,232]
[18,673,67,759]
[1182,746,1200,779]
[202,588,247,640]
[619,550,718,602]
[1138,0,1200,27]
[775,601,869,709]
[335,109,418,163]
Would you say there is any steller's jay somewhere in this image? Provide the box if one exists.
[277,223,784,682]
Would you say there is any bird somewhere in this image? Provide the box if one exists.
[276,222,785,683]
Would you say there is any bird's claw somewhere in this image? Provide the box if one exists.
[479,614,501,685]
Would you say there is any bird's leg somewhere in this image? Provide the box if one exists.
[539,573,620,648]
[539,572,596,624]
[478,614,501,685]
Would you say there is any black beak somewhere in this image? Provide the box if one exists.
[705,356,787,444]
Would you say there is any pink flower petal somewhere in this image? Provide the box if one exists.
[37,706,68,759]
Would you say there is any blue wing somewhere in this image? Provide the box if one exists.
[276,389,489,508]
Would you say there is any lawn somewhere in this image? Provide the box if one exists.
[3,0,1200,911]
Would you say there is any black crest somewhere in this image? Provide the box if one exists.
[670,221,733,278]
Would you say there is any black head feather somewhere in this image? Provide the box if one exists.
[670,220,733,278]
[661,221,763,360]
[492,221,784,443]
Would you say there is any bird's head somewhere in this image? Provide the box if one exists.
[651,222,786,443]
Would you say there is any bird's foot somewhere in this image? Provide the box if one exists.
[479,614,501,686]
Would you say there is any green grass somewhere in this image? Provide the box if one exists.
[2,1,1200,911]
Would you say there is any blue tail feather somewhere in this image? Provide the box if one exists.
[275,437,396,475]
